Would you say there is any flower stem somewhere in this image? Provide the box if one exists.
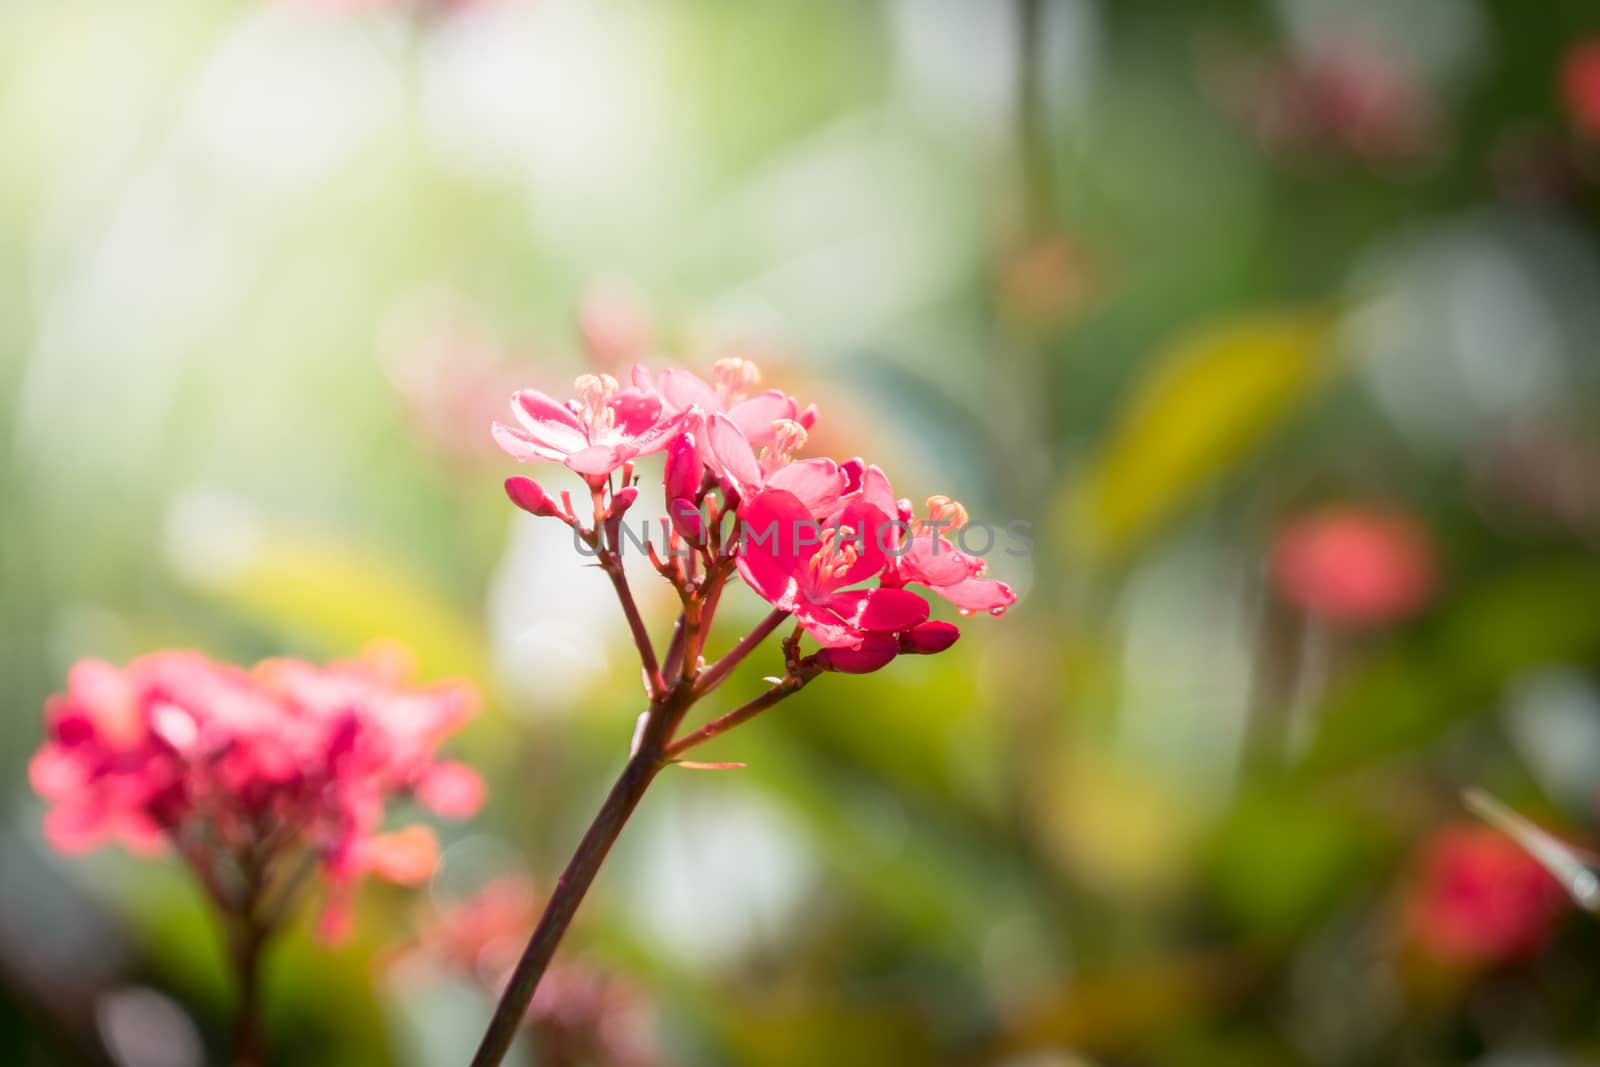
[666,672,815,760]
[693,608,789,699]
[468,690,688,1067]
[230,919,267,1067]
[602,559,662,694]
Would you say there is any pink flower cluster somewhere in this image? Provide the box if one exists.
[494,358,1014,671]
[30,644,483,939]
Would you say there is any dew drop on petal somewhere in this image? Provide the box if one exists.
[989,606,1006,617]
[957,608,973,617]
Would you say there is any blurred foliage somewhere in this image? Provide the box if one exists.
[4,0,1600,1065]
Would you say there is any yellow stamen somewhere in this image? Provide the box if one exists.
[808,526,862,585]
[573,373,620,434]
[922,495,968,532]
[712,357,762,403]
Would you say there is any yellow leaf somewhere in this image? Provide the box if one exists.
[1072,311,1337,557]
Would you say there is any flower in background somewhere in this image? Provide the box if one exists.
[413,876,665,1067]
[1203,34,1440,167]
[578,285,656,368]
[636,357,816,447]
[379,289,535,465]
[29,644,483,941]
[1562,39,1600,138]
[1271,506,1436,625]
[1405,824,1569,966]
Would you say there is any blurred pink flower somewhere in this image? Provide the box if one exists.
[30,644,482,940]
[1271,507,1436,625]
[635,357,815,447]
[1205,35,1440,166]
[1406,824,1568,966]
[379,290,533,465]
[1563,39,1600,138]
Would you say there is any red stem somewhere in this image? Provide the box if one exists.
[693,608,789,699]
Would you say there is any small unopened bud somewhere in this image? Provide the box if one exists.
[505,477,561,518]
[664,433,700,502]
[899,621,960,655]
[609,485,640,517]
[839,457,866,494]
[812,634,898,674]
[670,497,704,545]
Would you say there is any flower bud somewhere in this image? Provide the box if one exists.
[812,634,898,674]
[505,476,561,518]
[669,497,704,545]
[838,457,866,494]
[609,485,640,517]
[665,433,700,502]
[899,620,960,655]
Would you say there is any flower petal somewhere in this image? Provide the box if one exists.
[792,603,865,647]
[492,423,569,463]
[358,825,440,885]
[766,459,847,517]
[832,587,931,633]
[937,577,1017,614]
[511,390,587,453]
[608,388,664,438]
[727,391,798,443]
[902,534,985,587]
[829,501,891,588]
[416,762,486,818]
[565,443,631,477]
[814,634,899,673]
[704,413,763,498]
[656,368,720,414]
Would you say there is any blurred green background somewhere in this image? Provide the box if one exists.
[5,0,1600,1064]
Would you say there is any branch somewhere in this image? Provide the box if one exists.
[601,559,662,695]
[665,671,817,761]
[468,690,690,1067]
[693,608,789,699]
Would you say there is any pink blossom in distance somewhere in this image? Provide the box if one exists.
[1563,40,1600,138]
[30,644,483,941]
[1271,506,1435,625]
[1406,824,1568,966]
[634,357,815,446]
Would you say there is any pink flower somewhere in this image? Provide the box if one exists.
[493,373,686,479]
[699,412,847,517]
[843,464,1016,616]
[30,645,483,941]
[1406,824,1568,966]
[1272,506,1436,625]
[735,488,930,648]
[634,357,814,447]
[1562,39,1600,138]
